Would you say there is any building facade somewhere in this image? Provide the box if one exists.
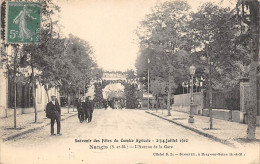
[0,45,60,118]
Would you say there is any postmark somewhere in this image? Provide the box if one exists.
[6,1,41,44]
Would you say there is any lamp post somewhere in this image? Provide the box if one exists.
[188,65,195,123]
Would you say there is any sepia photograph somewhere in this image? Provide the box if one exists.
[0,0,259,163]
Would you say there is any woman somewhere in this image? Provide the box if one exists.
[13,5,36,41]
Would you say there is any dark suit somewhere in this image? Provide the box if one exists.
[46,100,61,134]
[103,100,108,110]
[86,100,93,122]
[84,103,90,122]
[77,101,86,123]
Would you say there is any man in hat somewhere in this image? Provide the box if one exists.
[46,95,61,135]
[85,96,93,122]
[77,96,86,123]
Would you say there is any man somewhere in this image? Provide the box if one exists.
[103,99,108,110]
[46,96,61,136]
[77,97,86,123]
[85,96,93,122]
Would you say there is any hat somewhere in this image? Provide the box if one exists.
[51,95,56,98]
[80,97,85,102]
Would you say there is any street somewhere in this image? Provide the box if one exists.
[1,109,256,164]
[1,1,260,164]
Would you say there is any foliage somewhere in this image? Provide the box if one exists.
[93,82,104,107]
[136,0,191,96]
[189,2,250,89]
[60,34,95,95]
[150,77,166,97]
[124,84,137,109]
[3,0,98,101]
[92,70,138,108]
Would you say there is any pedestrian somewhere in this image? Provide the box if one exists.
[85,96,93,122]
[84,97,90,122]
[77,97,85,123]
[46,95,61,136]
[103,99,108,110]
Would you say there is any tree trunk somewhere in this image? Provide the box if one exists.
[44,85,50,102]
[246,0,259,139]
[31,65,37,123]
[209,57,213,129]
[209,75,213,129]
[156,94,158,112]
[205,42,213,129]
[13,45,18,129]
[167,79,172,116]
[67,92,70,113]
[5,71,8,118]
[14,79,17,129]
[148,66,150,110]
[161,98,163,114]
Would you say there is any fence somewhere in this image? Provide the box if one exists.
[203,88,240,110]
[174,88,240,111]
[174,92,203,106]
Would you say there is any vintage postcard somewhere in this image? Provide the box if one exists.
[0,0,259,164]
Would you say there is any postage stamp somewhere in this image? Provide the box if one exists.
[6,2,41,44]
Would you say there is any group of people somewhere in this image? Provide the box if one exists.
[76,96,94,123]
[103,98,125,110]
[45,95,94,136]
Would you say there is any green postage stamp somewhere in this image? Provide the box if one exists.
[6,2,41,44]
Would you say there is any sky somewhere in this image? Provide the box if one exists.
[56,0,234,72]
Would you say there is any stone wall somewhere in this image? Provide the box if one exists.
[201,109,260,125]
[174,92,203,106]
[202,109,231,121]
[172,92,203,115]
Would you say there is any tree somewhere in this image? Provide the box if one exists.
[150,77,166,112]
[20,0,63,122]
[61,34,95,100]
[1,1,24,127]
[136,0,191,115]
[189,2,250,129]
[124,70,138,109]
[236,0,259,139]
[1,44,21,128]
[20,1,97,118]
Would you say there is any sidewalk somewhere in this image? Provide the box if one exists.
[146,109,260,148]
[0,107,78,141]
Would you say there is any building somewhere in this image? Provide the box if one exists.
[0,45,60,118]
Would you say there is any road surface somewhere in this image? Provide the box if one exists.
[1,109,255,164]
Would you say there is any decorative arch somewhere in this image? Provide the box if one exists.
[93,71,140,109]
